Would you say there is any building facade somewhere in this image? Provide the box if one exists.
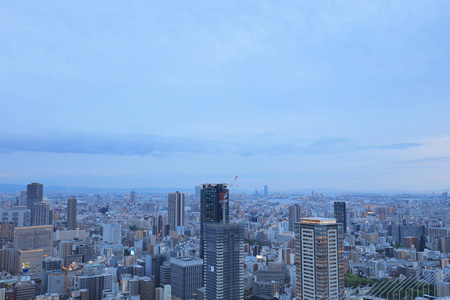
[67,196,77,230]
[204,223,244,300]
[27,182,44,225]
[289,204,302,232]
[295,218,344,300]
[170,256,203,300]
[200,184,229,259]
[168,191,185,231]
[33,202,51,226]
[333,202,347,233]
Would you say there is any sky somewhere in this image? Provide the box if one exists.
[1,1,450,192]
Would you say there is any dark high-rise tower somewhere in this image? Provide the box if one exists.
[130,191,136,203]
[170,256,203,300]
[200,184,229,259]
[67,196,77,230]
[204,223,244,300]
[288,204,302,232]
[333,202,347,233]
[27,183,43,225]
[168,191,185,231]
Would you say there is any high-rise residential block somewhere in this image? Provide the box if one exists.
[170,256,203,300]
[67,196,77,230]
[33,202,51,226]
[295,218,344,300]
[200,183,229,259]
[27,183,43,225]
[288,204,302,232]
[168,191,185,231]
[333,201,347,233]
[204,223,244,300]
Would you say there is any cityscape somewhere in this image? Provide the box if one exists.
[0,183,449,299]
[2,1,450,300]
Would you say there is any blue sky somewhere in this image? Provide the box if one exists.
[1,1,450,192]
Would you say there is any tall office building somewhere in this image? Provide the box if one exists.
[27,183,43,225]
[195,186,201,203]
[264,185,268,195]
[41,257,63,294]
[15,249,44,275]
[138,276,155,300]
[78,274,112,300]
[170,256,203,300]
[0,207,31,227]
[14,225,53,256]
[67,196,77,230]
[333,202,347,233]
[131,191,136,203]
[204,223,244,300]
[0,249,12,274]
[102,223,121,243]
[17,191,27,206]
[295,218,344,300]
[0,222,14,241]
[288,204,302,232]
[200,184,229,259]
[33,202,51,226]
[168,191,185,231]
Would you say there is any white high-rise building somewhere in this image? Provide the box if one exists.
[295,218,344,300]
[102,223,121,243]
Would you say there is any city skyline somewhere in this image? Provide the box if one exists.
[1,1,450,191]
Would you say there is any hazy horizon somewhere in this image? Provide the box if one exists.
[1,1,450,191]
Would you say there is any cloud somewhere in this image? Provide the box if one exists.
[0,132,361,157]
[0,132,217,156]
[399,157,450,164]
[378,142,423,150]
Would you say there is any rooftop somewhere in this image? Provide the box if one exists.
[301,217,336,225]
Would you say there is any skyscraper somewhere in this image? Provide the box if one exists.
[170,256,203,300]
[67,196,77,230]
[295,218,344,300]
[333,202,347,233]
[288,204,302,232]
[200,184,229,259]
[33,202,51,226]
[27,183,43,225]
[204,223,244,300]
[131,191,136,203]
[168,191,185,231]
[264,185,268,195]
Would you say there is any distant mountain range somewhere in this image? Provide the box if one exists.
[0,183,446,195]
[0,183,194,194]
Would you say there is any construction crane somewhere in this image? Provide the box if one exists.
[229,176,238,188]
[218,176,238,224]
